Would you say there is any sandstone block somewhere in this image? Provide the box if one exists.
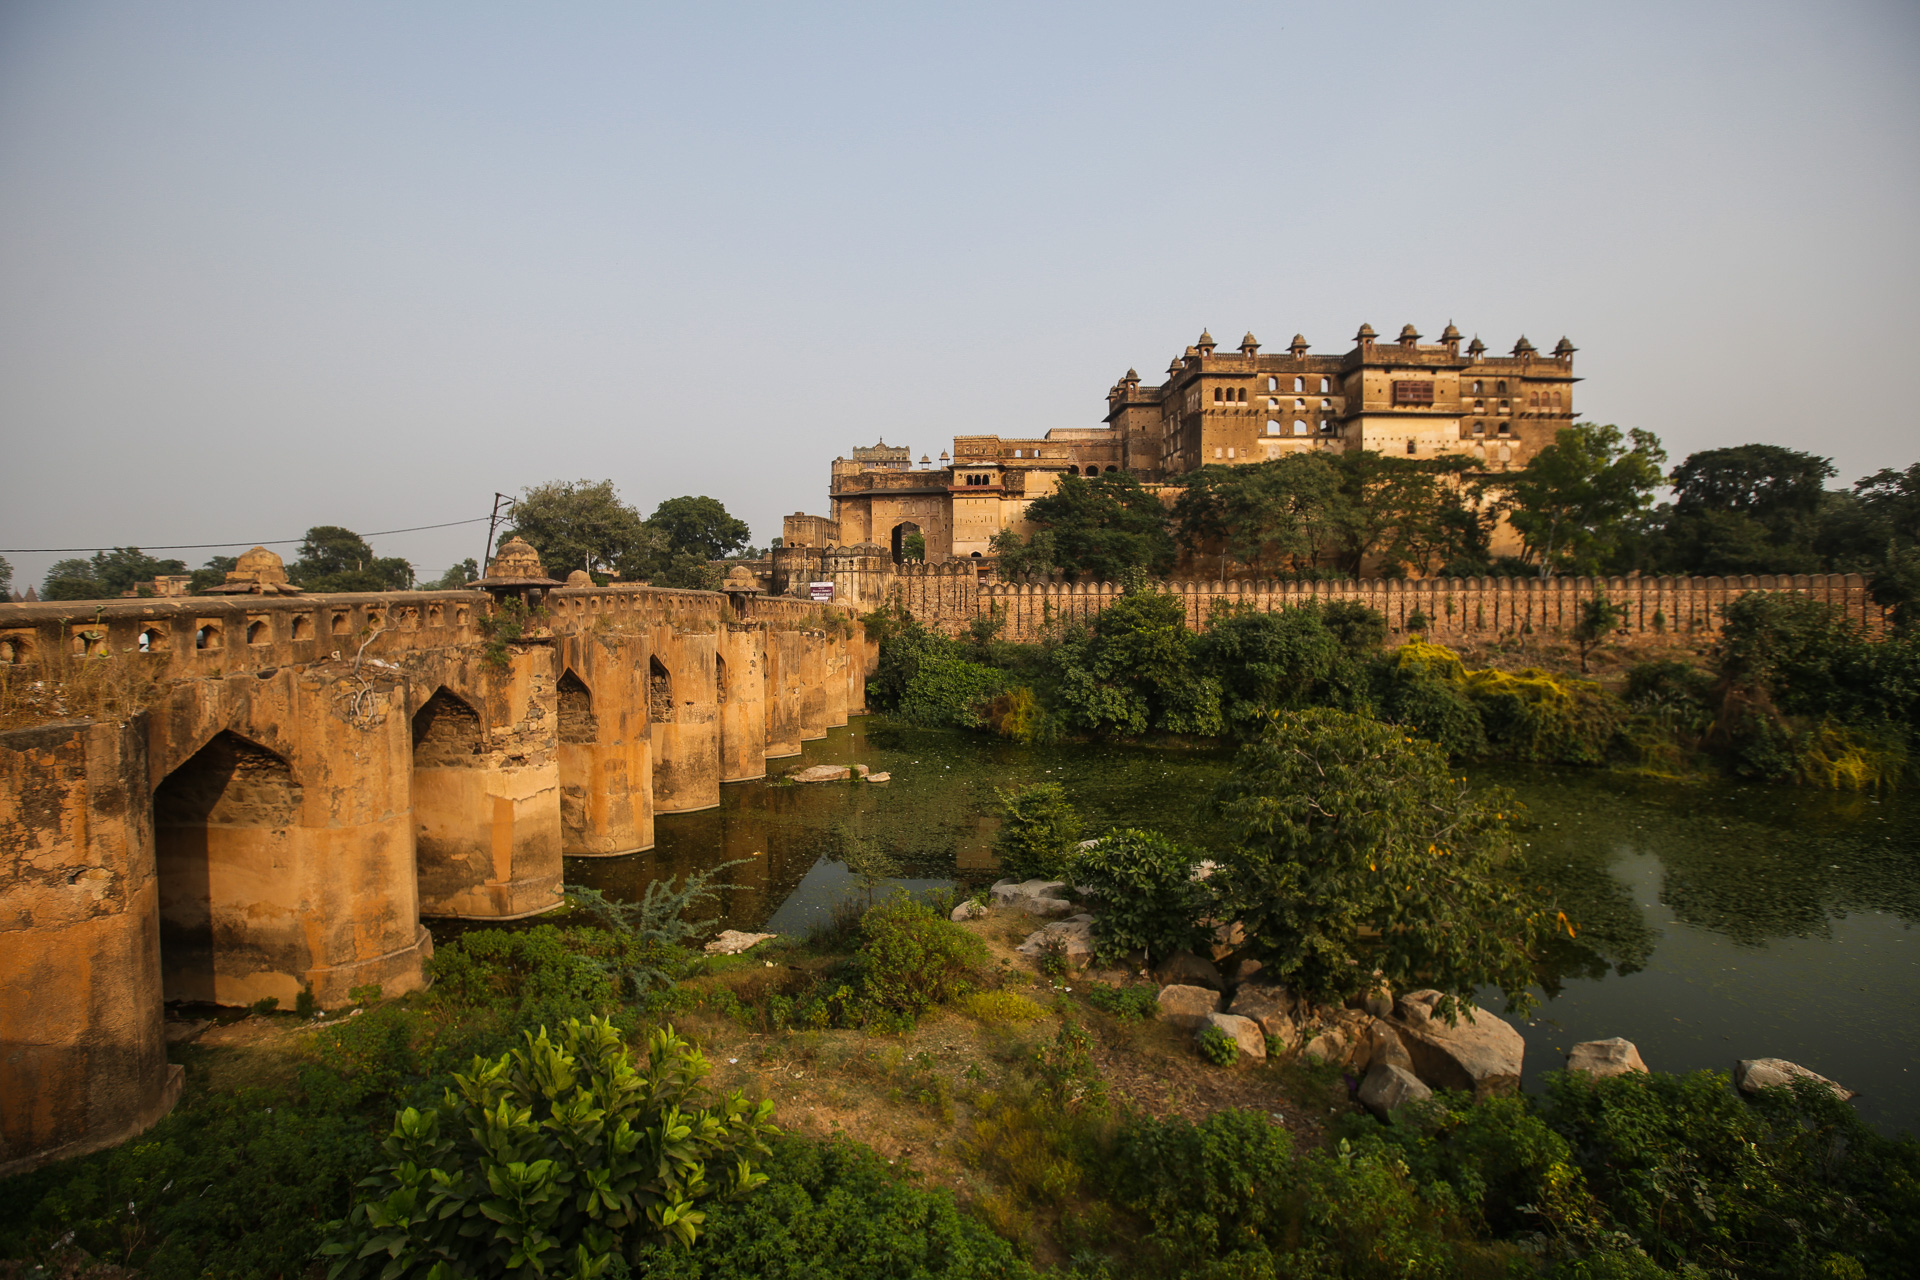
[1227,984,1296,1041]
[1203,1012,1267,1060]
[788,765,851,783]
[1017,914,1096,964]
[1156,983,1221,1028]
[1735,1057,1855,1101]
[1567,1037,1647,1078]
[865,772,891,783]
[1359,1062,1433,1122]
[950,900,988,922]
[1389,990,1525,1097]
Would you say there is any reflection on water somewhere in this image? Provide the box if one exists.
[568,720,1920,1134]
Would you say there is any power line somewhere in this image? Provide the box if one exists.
[0,515,497,556]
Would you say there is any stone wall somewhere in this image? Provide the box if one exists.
[884,570,1879,642]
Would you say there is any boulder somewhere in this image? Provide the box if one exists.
[1203,1012,1267,1060]
[1735,1058,1855,1101]
[855,764,870,777]
[705,930,777,955]
[1227,984,1295,1038]
[1566,1037,1647,1078]
[991,878,1075,917]
[1156,983,1222,1028]
[865,771,891,783]
[1155,951,1224,991]
[1364,1020,1414,1073]
[1389,989,1525,1097]
[1358,1062,1433,1122]
[950,900,988,922]
[1303,1008,1374,1069]
[1222,955,1266,986]
[1357,979,1394,1019]
[789,765,851,783]
[1018,914,1096,964]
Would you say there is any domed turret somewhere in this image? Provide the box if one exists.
[1196,329,1216,355]
[1289,334,1310,355]
[1467,335,1487,357]
[1239,332,1260,355]
[1553,336,1576,358]
[1398,324,1421,346]
[229,545,288,586]
[1355,323,1377,346]
[488,535,549,581]
[1512,336,1536,357]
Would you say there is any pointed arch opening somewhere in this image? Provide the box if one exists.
[154,730,301,1005]
[649,657,673,724]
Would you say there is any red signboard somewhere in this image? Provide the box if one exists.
[809,582,834,601]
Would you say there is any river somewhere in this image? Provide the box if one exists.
[566,718,1920,1134]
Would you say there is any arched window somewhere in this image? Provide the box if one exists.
[1105,465,1117,473]
[1472,380,1482,394]
[1293,376,1304,392]
[1472,422,1485,435]
[195,624,221,650]
[1529,392,1540,407]
[1265,420,1282,435]
[1496,380,1506,394]
[1292,419,1308,436]
[138,628,165,653]
[1085,465,1099,476]
[246,620,270,645]
[1266,376,1277,391]
[1406,440,1417,454]
[1295,398,1306,411]
[1238,388,1247,402]
[1497,443,1512,462]
[648,657,673,724]
[1213,387,1223,403]
[1319,378,1329,393]
[1267,397,1278,410]
[330,613,349,636]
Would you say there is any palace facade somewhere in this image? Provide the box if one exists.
[785,323,1579,563]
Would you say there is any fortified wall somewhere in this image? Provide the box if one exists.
[885,563,1880,642]
[0,545,873,1177]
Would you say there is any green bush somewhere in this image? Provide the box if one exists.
[322,1017,778,1277]
[897,654,1008,729]
[852,895,987,1023]
[961,990,1048,1023]
[1066,829,1212,967]
[1084,984,1159,1021]
[1195,1025,1237,1067]
[992,782,1084,880]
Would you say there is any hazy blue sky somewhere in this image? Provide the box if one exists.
[3,1,1916,588]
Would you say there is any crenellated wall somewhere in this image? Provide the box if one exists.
[0,582,872,1176]
[879,567,1880,642]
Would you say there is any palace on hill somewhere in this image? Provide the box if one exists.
[785,323,1579,563]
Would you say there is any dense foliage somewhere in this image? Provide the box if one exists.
[501,480,753,589]
[989,471,1177,581]
[42,546,190,599]
[993,782,1085,880]
[1065,829,1212,967]
[289,526,415,593]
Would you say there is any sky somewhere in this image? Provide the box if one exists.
[2,1,1916,590]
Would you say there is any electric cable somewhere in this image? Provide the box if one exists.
[0,515,496,555]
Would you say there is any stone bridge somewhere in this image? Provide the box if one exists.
[0,569,872,1176]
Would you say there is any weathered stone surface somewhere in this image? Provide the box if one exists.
[1390,990,1525,1097]
[1358,980,1394,1019]
[1018,914,1095,964]
[1359,1062,1433,1122]
[865,771,890,783]
[1203,1012,1267,1060]
[991,878,1075,917]
[1156,983,1222,1028]
[1156,951,1224,991]
[1567,1037,1647,1078]
[704,930,777,955]
[950,900,988,922]
[1303,1008,1374,1069]
[1735,1058,1855,1101]
[1227,984,1295,1039]
[788,765,851,783]
[1365,1019,1414,1073]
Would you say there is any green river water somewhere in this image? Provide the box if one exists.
[568,718,1920,1135]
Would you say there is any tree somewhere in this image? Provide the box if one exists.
[997,471,1175,582]
[1571,594,1625,673]
[288,527,412,593]
[1327,451,1492,577]
[900,531,926,563]
[1197,600,1369,724]
[188,554,237,594]
[1209,708,1549,1015]
[423,558,480,590]
[42,548,188,600]
[1174,456,1346,578]
[1049,587,1221,736]
[0,553,11,598]
[503,479,656,579]
[645,495,752,563]
[1657,445,1835,574]
[1501,424,1667,576]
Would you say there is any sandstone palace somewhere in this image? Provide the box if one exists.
[787,324,1578,563]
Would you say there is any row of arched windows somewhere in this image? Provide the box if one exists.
[1266,375,1331,393]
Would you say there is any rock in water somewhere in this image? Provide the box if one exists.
[1156,983,1222,1028]
[1202,1012,1267,1060]
[1735,1058,1855,1101]
[1389,989,1525,1097]
[1566,1037,1647,1078]
[705,930,777,955]
[1358,1062,1433,1122]
[1155,951,1224,991]
[788,765,852,783]
[865,771,891,783]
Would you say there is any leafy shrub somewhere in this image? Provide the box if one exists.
[1066,829,1211,967]
[322,1017,778,1277]
[961,990,1048,1023]
[897,654,1008,729]
[1048,588,1224,738]
[852,895,987,1022]
[1084,985,1159,1021]
[1195,1025,1237,1066]
[427,924,629,1024]
[992,782,1084,880]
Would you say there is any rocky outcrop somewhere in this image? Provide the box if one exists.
[991,878,1075,917]
[950,900,988,922]
[1735,1058,1855,1101]
[1227,984,1295,1037]
[1359,1062,1432,1122]
[1567,1037,1647,1078]
[1156,984,1222,1028]
[705,930,777,955]
[1202,1012,1267,1060]
[1302,1008,1375,1069]
[1388,990,1525,1097]
[788,765,851,783]
[1155,952,1224,991]
[1018,914,1095,964]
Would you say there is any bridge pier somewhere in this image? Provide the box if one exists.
[650,628,720,813]
[718,626,767,783]
[0,720,180,1179]
[555,633,654,855]
[798,631,829,741]
[763,630,805,759]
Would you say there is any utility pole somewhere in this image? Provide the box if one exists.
[481,493,513,579]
